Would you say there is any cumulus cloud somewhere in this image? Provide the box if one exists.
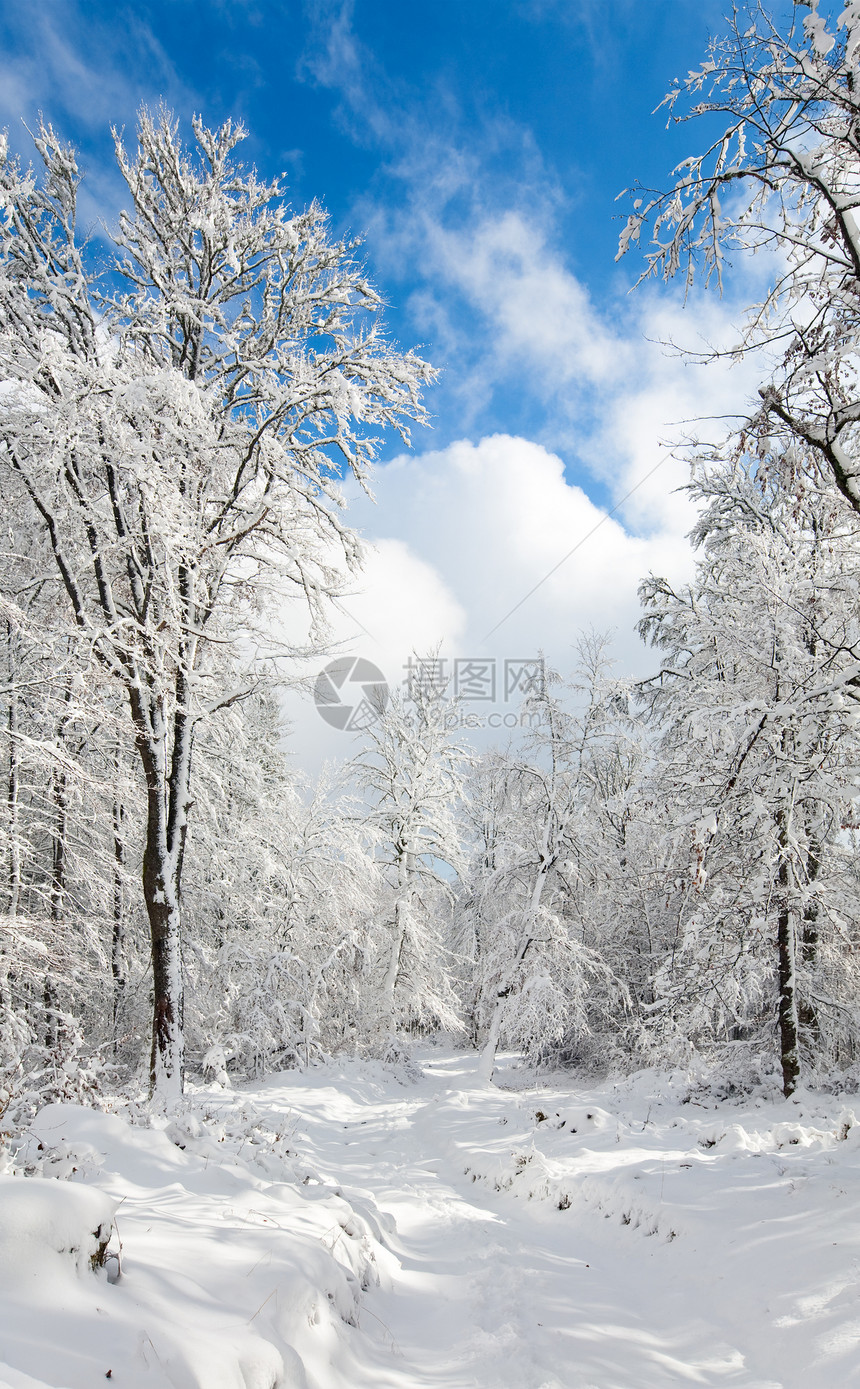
[343,433,693,665]
[279,534,469,770]
[282,429,700,771]
[281,4,775,769]
[334,537,468,665]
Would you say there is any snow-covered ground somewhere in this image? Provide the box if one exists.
[2,1049,860,1388]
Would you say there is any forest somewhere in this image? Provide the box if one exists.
[5,5,860,1129]
[8,6,860,1387]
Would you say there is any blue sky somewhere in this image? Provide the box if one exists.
[0,0,750,459]
[0,0,789,760]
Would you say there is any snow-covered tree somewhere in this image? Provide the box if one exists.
[619,0,860,516]
[347,670,467,1053]
[638,455,860,1093]
[0,114,434,1094]
[461,646,627,1082]
[185,700,383,1075]
[0,566,145,1098]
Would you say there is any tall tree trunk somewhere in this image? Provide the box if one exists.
[2,624,23,1066]
[776,824,800,1097]
[141,789,185,1097]
[44,758,68,1050]
[146,878,184,1097]
[133,683,191,1099]
[45,679,73,1052]
[111,792,126,1056]
[5,622,21,920]
[383,894,409,1014]
[383,835,418,1028]
[798,835,820,1044]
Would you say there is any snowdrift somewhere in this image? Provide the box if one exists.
[0,1096,384,1389]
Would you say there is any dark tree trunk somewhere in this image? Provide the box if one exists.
[5,621,21,920]
[798,838,821,1042]
[777,848,800,1097]
[45,730,69,1050]
[131,682,190,1099]
[111,793,126,1056]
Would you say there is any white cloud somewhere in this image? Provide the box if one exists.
[298,0,775,501]
[345,433,693,665]
[281,428,700,773]
[333,537,468,665]
[278,534,468,770]
[409,210,624,390]
[0,2,206,237]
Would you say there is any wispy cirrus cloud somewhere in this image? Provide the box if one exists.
[298,1,768,527]
[0,2,206,233]
[0,4,191,135]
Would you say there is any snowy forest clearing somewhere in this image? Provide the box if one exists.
[2,1051,860,1389]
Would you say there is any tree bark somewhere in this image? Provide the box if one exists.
[776,838,800,1097]
[111,792,126,1056]
[798,836,820,1044]
[44,758,68,1050]
[5,622,21,920]
[133,684,189,1099]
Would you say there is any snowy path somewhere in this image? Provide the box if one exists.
[4,1050,860,1389]
[278,1052,720,1389]
[249,1051,859,1389]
